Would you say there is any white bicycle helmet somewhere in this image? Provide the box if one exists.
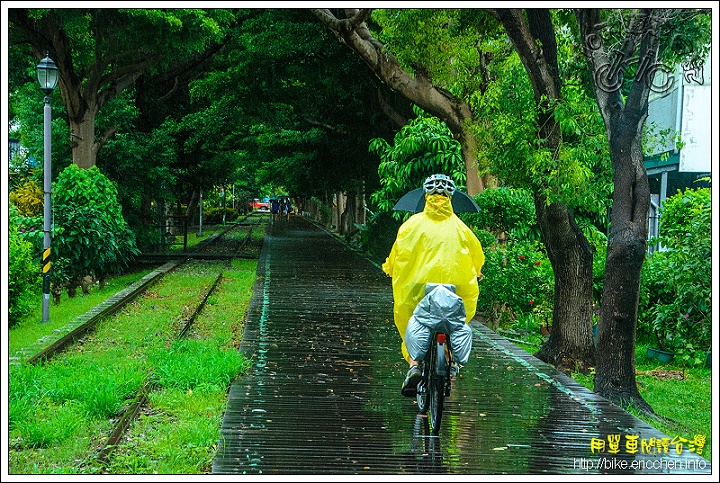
[423,174,456,197]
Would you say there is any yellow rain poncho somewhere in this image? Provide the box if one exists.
[382,193,485,363]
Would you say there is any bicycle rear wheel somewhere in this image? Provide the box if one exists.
[417,333,440,414]
[428,373,445,435]
[417,337,447,435]
[416,351,434,414]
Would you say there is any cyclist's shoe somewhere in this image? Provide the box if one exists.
[450,362,460,378]
[401,365,422,397]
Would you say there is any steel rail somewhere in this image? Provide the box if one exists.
[22,216,260,365]
[95,270,226,466]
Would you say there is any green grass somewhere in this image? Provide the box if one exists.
[100,258,257,474]
[8,417,115,474]
[100,387,231,474]
[150,338,250,390]
[8,256,259,474]
[8,269,152,356]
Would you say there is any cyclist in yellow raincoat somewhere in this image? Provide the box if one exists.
[382,174,485,396]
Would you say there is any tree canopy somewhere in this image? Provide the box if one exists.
[8,8,402,232]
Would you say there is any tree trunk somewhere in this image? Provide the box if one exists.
[343,189,358,234]
[311,8,494,196]
[576,8,666,414]
[491,8,596,371]
[185,187,201,226]
[68,110,98,169]
[594,118,653,414]
[533,198,595,372]
[456,123,491,196]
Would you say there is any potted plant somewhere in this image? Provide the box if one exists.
[646,345,675,363]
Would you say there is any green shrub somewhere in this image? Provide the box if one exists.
[201,206,238,224]
[52,165,140,291]
[9,208,44,255]
[456,187,551,328]
[8,205,41,326]
[368,107,466,219]
[638,184,711,365]
[476,239,554,327]
[460,186,540,242]
[131,223,165,253]
[472,227,498,251]
[361,210,402,264]
[9,179,44,216]
[310,196,332,226]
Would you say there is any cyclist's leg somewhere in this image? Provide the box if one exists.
[402,362,422,397]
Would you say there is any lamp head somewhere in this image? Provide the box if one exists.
[37,52,59,96]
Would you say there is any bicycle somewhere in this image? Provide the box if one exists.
[406,283,468,436]
[416,331,455,435]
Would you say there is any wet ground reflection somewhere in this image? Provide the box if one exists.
[406,415,445,474]
[212,217,711,475]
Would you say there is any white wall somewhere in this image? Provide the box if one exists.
[645,46,713,171]
[679,84,712,172]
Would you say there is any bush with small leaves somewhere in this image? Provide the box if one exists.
[8,205,41,326]
[638,183,711,365]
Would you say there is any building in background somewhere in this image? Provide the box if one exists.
[644,47,712,252]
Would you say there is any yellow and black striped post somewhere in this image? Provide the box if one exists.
[42,248,51,273]
[42,243,51,322]
[42,247,51,281]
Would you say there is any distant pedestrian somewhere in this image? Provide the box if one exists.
[270,198,280,222]
[278,198,286,221]
[282,198,291,220]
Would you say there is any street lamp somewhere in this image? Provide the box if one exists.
[37,52,58,323]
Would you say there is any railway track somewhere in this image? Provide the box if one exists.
[13,214,263,367]
[9,213,267,470]
[94,270,226,466]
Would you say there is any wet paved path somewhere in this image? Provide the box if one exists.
[212,216,711,475]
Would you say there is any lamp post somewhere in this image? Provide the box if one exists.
[37,52,59,323]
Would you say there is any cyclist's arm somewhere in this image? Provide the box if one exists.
[382,241,398,276]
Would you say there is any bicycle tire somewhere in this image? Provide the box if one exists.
[416,334,451,435]
[428,373,445,435]
[421,336,447,435]
[416,342,435,414]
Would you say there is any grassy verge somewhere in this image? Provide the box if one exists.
[8,254,260,474]
[513,338,712,462]
[8,269,152,356]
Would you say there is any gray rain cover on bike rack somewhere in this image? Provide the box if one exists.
[403,284,473,364]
